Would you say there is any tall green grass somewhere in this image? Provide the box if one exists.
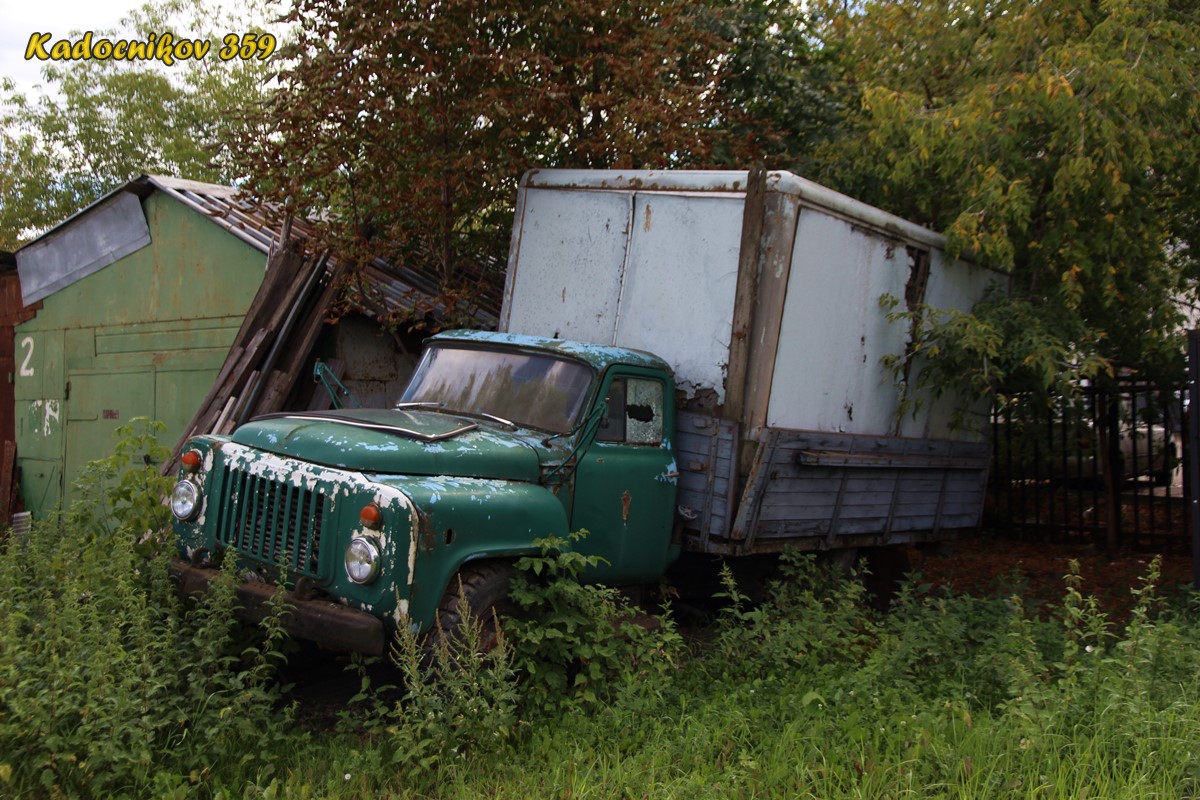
[3,423,1199,798]
[0,421,299,798]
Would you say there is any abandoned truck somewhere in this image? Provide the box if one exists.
[170,169,998,654]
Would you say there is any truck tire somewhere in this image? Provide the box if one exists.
[433,561,515,653]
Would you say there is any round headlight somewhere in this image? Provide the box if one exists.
[170,480,201,521]
[345,536,381,584]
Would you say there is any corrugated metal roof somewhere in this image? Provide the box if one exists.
[146,175,502,327]
[17,174,501,326]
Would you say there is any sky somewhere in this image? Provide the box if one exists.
[1,0,142,95]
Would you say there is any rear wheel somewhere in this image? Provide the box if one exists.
[433,561,515,653]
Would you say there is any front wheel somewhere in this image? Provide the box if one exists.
[433,561,515,653]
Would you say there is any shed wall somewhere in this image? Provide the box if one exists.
[14,192,264,517]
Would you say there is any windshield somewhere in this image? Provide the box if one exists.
[399,345,595,433]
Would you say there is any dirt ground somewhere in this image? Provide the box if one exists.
[909,533,1196,621]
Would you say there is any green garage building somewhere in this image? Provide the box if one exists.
[12,176,267,518]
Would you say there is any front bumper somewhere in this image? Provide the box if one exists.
[170,560,387,655]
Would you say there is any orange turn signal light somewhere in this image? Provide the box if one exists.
[360,503,383,529]
[181,450,202,472]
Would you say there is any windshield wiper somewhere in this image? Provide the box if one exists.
[395,402,516,429]
[475,411,516,429]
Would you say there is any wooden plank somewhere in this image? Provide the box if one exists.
[229,371,261,427]
[796,449,989,469]
[896,476,948,492]
[207,329,270,417]
[276,255,345,378]
[724,165,767,428]
[211,396,237,435]
[744,192,801,432]
[761,502,894,523]
[233,242,309,344]
[246,254,345,420]
[767,462,985,485]
[676,411,739,546]
[759,489,984,513]
[249,369,293,420]
[0,440,15,521]
[762,489,891,508]
[773,429,989,459]
[232,260,328,426]
[761,517,917,538]
[730,433,776,542]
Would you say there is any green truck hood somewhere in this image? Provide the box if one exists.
[230,409,547,480]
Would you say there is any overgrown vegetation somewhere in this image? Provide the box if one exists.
[3,432,1200,798]
[811,0,1200,407]
[0,420,298,797]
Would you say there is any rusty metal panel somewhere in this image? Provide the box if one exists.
[17,459,59,516]
[613,193,742,400]
[896,247,999,440]
[14,191,265,518]
[63,370,156,495]
[12,328,65,461]
[505,169,1000,440]
[503,186,630,343]
[19,194,263,331]
[331,314,418,407]
[767,206,998,440]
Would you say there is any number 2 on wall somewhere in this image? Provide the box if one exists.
[19,336,34,377]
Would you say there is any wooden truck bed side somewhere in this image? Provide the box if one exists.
[676,411,989,556]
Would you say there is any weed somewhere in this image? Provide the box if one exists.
[0,422,299,797]
[506,532,682,716]
[381,585,519,779]
[4,422,1200,798]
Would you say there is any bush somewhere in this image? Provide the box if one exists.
[376,586,520,778]
[0,421,300,797]
[505,532,682,716]
[332,531,682,794]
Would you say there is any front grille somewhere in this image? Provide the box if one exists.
[214,464,327,578]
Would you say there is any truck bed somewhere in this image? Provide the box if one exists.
[676,411,989,556]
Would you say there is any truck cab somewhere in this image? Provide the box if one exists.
[170,330,679,654]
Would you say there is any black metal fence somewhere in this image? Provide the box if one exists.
[988,380,1187,549]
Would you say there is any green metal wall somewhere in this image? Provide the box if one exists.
[14,192,265,518]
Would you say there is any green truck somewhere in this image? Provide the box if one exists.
[170,170,998,654]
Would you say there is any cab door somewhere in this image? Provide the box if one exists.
[570,369,677,583]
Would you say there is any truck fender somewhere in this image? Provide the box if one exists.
[377,476,570,630]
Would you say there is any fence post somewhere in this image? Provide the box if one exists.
[1189,331,1200,590]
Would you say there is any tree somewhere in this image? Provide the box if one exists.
[705,0,846,172]
[810,0,1200,407]
[0,0,281,249]
[231,0,766,327]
